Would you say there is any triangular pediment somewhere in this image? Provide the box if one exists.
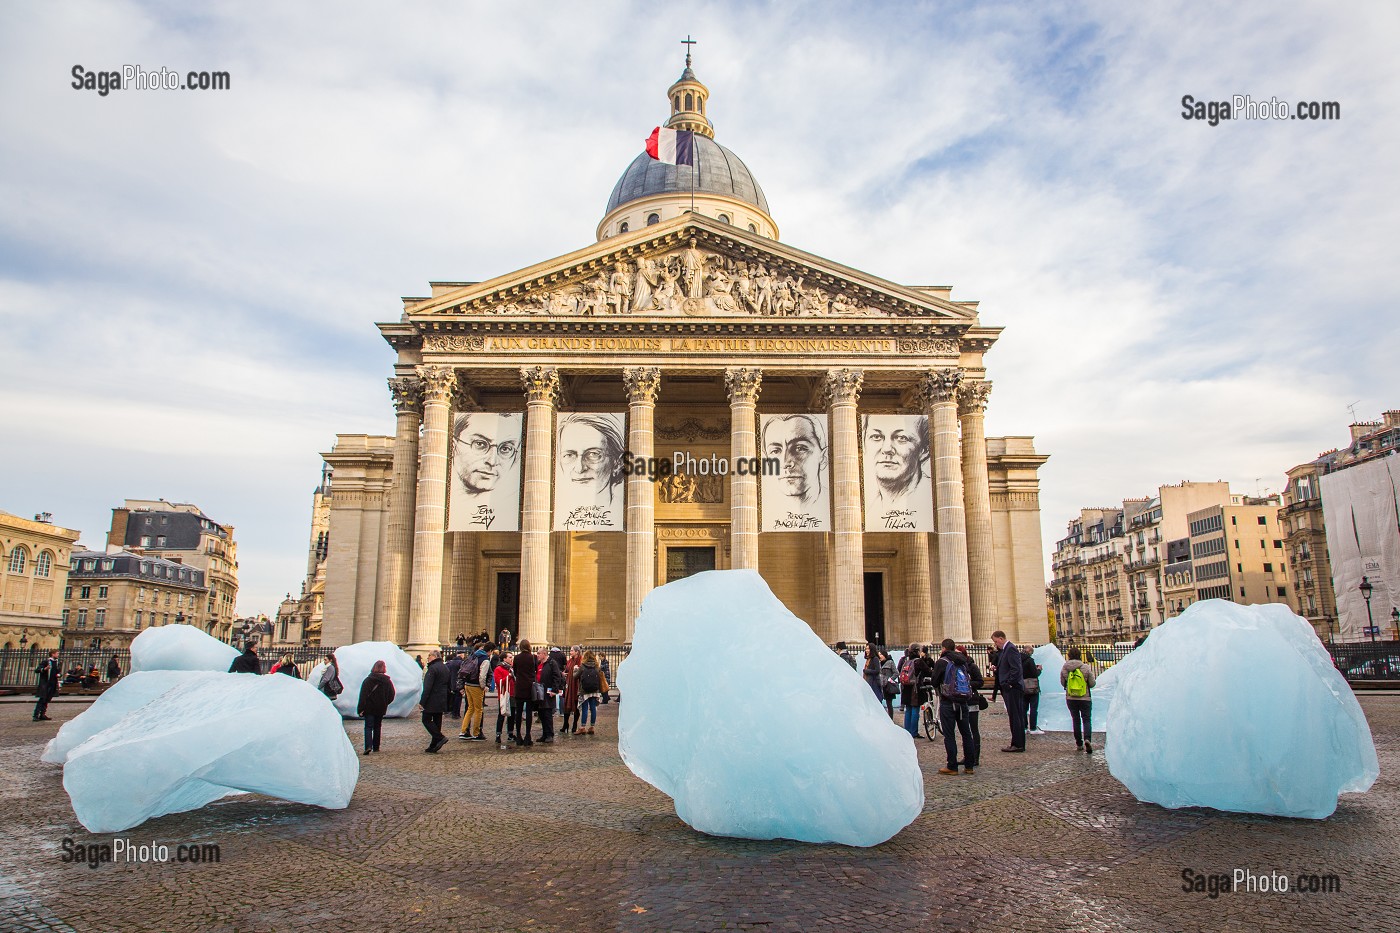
[404,214,978,323]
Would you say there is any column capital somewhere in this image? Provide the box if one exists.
[520,366,560,405]
[823,368,863,406]
[416,365,457,405]
[388,376,423,415]
[724,367,763,404]
[918,367,963,405]
[453,380,480,413]
[957,379,992,416]
[623,366,662,405]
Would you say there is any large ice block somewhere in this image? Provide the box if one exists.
[1106,601,1377,819]
[1029,643,1070,731]
[63,672,359,832]
[129,623,240,672]
[618,569,924,846]
[307,641,423,718]
[43,670,214,764]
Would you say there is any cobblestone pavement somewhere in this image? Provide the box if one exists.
[2,694,1396,932]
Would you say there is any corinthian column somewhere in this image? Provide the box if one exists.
[920,368,972,642]
[405,365,456,651]
[377,377,421,643]
[724,367,762,571]
[825,368,865,643]
[959,380,998,642]
[518,366,559,646]
[623,367,661,636]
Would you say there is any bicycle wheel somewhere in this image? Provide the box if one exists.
[922,704,938,740]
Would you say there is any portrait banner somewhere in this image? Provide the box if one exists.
[760,413,831,531]
[448,412,523,532]
[554,411,626,531]
[861,414,934,532]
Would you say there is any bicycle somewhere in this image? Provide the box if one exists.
[919,678,941,740]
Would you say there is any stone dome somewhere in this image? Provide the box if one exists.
[604,136,771,217]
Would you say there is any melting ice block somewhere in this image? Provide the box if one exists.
[1106,601,1377,819]
[63,672,359,832]
[1030,643,1070,731]
[43,670,215,764]
[618,569,924,846]
[129,623,240,672]
[307,641,423,718]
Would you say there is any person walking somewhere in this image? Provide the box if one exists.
[930,639,978,774]
[1021,644,1043,735]
[992,630,1026,752]
[33,649,60,721]
[356,660,396,754]
[457,643,490,740]
[575,650,606,734]
[510,640,537,746]
[419,650,452,753]
[1061,647,1098,753]
[878,649,898,719]
[105,654,122,683]
[276,654,301,678]
[493,651,516,749]
[535,645,562,743]
[317,652,343,701]
[229,642,262,674]
[561,646,582,735]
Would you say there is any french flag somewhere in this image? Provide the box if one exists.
[645,126,695,166]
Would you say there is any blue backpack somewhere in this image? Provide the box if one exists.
[940,657,974,700]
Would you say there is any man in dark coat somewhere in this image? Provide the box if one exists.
[536,646,564,743]
[33,649,60,721]
[929,640,977,774]
[992,630,1026,752]
[420,650,452,753]
[510,640,537,746]
[228,643,262,674]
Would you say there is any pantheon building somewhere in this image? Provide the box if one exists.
[317,59,1049,652]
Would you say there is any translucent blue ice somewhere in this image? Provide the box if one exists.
[1106,601,1378,819]
[129,622,239,672]
[1029,643,1070,731]
[42,670,216,764]
[618,569,924,846]
[308,641,424,718]
[61,672,359,832]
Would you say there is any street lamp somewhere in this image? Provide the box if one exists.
[1359,576,1375,642]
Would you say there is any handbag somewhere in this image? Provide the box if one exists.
[532,680,547,703]
[882,680,898,699]
[1023,676,1039,695]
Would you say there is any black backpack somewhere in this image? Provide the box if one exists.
[579,664,602,693]
[458,655,482,690]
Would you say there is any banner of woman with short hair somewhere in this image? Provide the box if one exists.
[861,414,934,532]
[553,412,626,531]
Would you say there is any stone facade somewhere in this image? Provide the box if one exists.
[0,510,81,650]
[63,549,208,650]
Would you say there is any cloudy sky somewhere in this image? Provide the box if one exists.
[2,1,1396,617]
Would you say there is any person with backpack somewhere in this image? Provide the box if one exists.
[356,660,396,754]
[957,645,988,770]
[1021,645,1043,735]
[457,643,491,740]
[898,644,932,739]
[574,650,607,734]
[445,652,464,720]
[1060,647,1098,753]
[929,639,977,774]
[493,651,515,749]
[317,651,343,701]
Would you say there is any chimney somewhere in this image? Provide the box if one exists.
[107,507,131,549]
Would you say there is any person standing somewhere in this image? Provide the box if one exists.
[878,650,898,719]
[535,645,562,743]
[356,660,396,754]
[898,644,924,738]
[317,652,343,701]
[930,639,978,774]
[105,654,122,683]
[836,641,857,671]
[862,644,882,703]
[229,643,262,674]
[493,652,516,748]
[958,645,988,770]
[445,652,464,721]
[458,644,490,740]
[419,650,452,753]
[1061,647,1097,753]
[986,645,1001,704]
[598,652,612,704]
[575,651,606,734]
[561,646,582,735]
[511,640,537,746]
[1021,645,1043,735]
[276,654,301,679]
[33,649,60,721]
[992,631,1026,752]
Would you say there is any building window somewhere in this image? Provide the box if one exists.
[1277,586,1287,597]
[98,585,109,599]
[77,609,88,628]
[80,585,91,599]
[619,221,629,233]
[177,593,184,608]
[718,213,731,224]
[1257,515,1266,525]
[141,536,152,547]
[95,608,105,628]
[646,213,660,226]
[166,592,172,606]
[62,608,70,625]
[138,588,145,602]
[65,585,72,600]
[684,91,693,110]
[156,536,166,547]
[1263,563,1273,573]
[101,559,114,570]
[134,610,142,629]
[6,547,26,574]
[162,613,169,625]
[1273,540,1283,548]
[36,551,53,577]
[748,223,758,233]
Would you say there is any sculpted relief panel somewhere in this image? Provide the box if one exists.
[458,240,889,319]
